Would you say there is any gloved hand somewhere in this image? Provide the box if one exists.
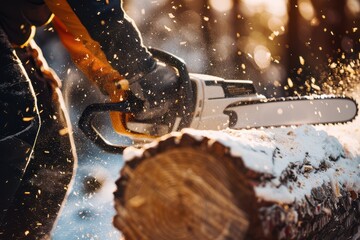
[128,62,180,121]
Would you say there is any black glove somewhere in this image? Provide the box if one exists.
[129,62,180,121]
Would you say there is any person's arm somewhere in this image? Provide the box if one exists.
[51,17,128,97]
[44,0,155,80]
[46,0,179,122]
[51,15,133,137]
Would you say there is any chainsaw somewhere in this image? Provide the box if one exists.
[79,49,358,153]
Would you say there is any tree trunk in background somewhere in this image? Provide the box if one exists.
[227,0,256,81]
[114,128,360,240]
[201,0,217,76]
[228,0,242,78]
[201,0,260,81]
[287,0,312,96]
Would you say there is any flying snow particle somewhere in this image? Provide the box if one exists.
[59,128,69,136]
[22,117,34,122]
[164,25,172,31]
[311,84,321,91]
[299,56,305,65]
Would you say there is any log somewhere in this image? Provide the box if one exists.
[113,126,360,240]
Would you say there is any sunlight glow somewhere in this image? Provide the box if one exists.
[209,0,233,12]
[254,45,272,69]
[268,17,286,33]
[346,0,360,15]
[298,0,315,21]
[242,0,287,17]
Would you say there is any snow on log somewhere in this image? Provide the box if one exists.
[113,125,360,240]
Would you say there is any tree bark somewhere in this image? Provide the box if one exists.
[114,127,360,239]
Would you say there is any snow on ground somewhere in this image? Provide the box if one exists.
[52,154,123,240]
[52,72,124,240]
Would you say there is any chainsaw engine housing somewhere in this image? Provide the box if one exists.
[126,73,264,136]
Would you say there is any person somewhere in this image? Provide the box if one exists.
[0,0,179,238]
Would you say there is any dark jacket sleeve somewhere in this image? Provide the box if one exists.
[0,24,40,141]
[44,0,155,78]
[0,0,52,46]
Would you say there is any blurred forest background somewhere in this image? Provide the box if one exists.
[124,0,359,97]
[37,0,360,98]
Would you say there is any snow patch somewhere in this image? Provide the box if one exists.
[255,185,295,204]
[182,125,360,203]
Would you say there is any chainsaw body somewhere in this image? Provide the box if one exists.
[79,49,358,153]
[125,73,264,136]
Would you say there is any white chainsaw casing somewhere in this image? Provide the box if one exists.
[188,73,265,130]
[126,73,264,135]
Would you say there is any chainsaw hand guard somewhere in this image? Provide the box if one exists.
[78,48,194,153]
[78,97,143,153]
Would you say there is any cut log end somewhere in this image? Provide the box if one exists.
[114,146,251,240]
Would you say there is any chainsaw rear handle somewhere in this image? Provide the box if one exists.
[78,48,194,153]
